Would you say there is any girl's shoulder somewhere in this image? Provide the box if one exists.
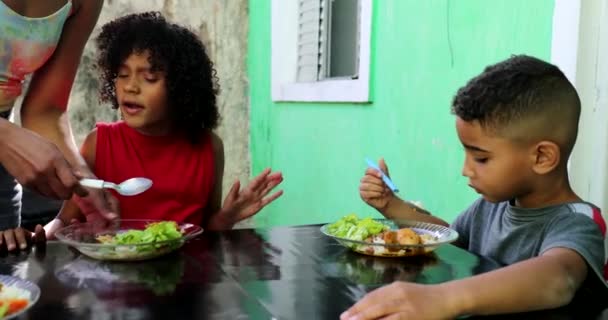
[208,131,223,152]
[95,121,126,131]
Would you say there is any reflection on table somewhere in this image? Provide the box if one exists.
[0,224,605,319]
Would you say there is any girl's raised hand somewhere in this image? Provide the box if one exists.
[219,168,284,227]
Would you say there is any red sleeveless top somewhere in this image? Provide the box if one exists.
[94,122,215,226]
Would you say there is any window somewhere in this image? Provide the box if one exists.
[297,0,360,81]
[272,0,372,102]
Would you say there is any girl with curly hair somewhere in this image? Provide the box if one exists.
[39,11,283,237]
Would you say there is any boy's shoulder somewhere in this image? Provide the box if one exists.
[455,198,605,234]
[455,198,607,284]
[461,198,601,217]
[457,198,507,218]
[566,202,606,233]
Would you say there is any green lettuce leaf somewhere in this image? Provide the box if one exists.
[327,214,387,241]
[0,301,8,319]
[112,221,183,252]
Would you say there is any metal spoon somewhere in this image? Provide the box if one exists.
[79,177,153,196]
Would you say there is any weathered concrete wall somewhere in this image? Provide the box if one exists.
[17,0,251,225]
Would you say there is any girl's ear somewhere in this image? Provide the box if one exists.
[531,141,560,175]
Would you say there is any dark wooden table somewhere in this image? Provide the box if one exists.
[1,224,606,319]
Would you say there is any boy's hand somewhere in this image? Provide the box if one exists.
[0,225,47,252]
[340,282,457,320]
[217,168,284,227]
[359,158,396,212]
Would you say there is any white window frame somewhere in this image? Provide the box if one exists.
[271,0,372,103]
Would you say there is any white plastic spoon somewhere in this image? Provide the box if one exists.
[79,177,153,196]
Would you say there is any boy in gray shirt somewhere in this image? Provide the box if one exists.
[343,55,607,319]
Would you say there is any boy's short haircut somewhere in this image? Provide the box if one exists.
[451,55,581,157]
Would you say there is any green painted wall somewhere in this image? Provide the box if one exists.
[248,0,555,227]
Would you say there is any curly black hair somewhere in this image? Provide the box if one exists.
[451,55,581,153]
[96,11,220,143]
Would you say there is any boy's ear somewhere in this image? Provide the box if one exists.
[531,141,560,174]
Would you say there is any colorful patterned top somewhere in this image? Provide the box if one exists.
[0,1,72,112]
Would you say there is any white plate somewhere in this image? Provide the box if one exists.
[54,219,203,261]
[0,275,40,319]
[321,219,459,257]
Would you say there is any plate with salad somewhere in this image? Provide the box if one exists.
[321,214,458,257]
[55,219,203,261]
[0,275,40,319]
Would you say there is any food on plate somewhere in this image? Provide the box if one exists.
[0,283,30,318]
[325,214,440,256]
[326,214,389,241]
[56,220,203,261]
[90,221,184,260]
[381,228,420,252]
[95,221,182,246]
[363,228,438,255]
[396,228,421,245]
[327,214,436,244]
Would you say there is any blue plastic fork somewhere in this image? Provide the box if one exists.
[365,158,399,193]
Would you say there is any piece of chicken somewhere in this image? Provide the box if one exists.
[383,230,400,252]
[396,228,421,245]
